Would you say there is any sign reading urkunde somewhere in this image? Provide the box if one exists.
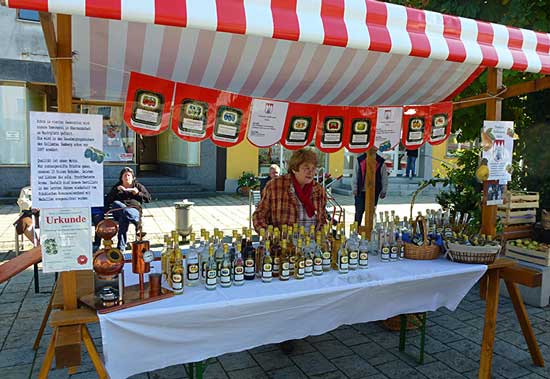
[30,112,103,208]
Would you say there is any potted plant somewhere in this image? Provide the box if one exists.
[237,171,259,196]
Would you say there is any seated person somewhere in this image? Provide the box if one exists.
[106,167,151,251]
[13,186,40,244]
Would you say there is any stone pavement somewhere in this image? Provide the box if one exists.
[1,193,549,378]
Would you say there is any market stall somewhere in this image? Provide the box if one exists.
[2,0,550,378]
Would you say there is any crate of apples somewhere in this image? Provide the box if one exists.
[508,239,550,252]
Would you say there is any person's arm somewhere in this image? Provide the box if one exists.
[136,183,152,203]
[252,181,273,232]
[380,163,389,198]
[105,185,120,207]
[317,186,328,230]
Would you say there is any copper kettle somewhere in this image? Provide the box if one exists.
[93,240,124,279]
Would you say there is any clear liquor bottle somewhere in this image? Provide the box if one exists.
[219,243,232,288]
[200,231,210,284]
[321,229,332,272]
[303,237,314,277]
[271,228,281,278]
[293,239,305,280]
[380,227,390,263]
[243,230,256,281]
[337,232,349,274]
[358,232,369,269]
[261,240,273,283]
[186,232,200,287]
[256,228,266,278]
[346,223,359,270]
[161,234,171,286]
[313,234,324,276]
[205,245,217,291]
[389,223,399,262]
[170,241,184,295]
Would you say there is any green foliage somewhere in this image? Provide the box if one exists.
[425,148,483,228]
[237,171,259,189]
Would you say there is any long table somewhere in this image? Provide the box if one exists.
[98,258,486,379]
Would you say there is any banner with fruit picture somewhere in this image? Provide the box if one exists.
[210,92,252,148]
[345,106,377,153]
[123,71,175,136]
[315,106,349,153]
[401,105,430,150]
[279,103,319,150]
[428,102,453,145]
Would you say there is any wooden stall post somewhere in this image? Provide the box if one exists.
[363,149,377,235]
[480,67,502,237]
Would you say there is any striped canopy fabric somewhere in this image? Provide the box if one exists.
[5,0,550,103]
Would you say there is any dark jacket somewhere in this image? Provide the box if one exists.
[106,181,151,211]
[406,148,419,158]
[353,153,388,202]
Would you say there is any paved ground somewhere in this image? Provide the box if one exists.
[1,193,549,378]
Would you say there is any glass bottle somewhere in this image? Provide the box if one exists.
[321,228,332,271]
[205,245,217,291]
[161,234,171,286]
[337,232,349,274]
[256,228,266,278]
[233,243,245,286]
[170,242,184,295]
[215,231,224,278]
[358,232,369,269]
[294,239,305,280]
[279,240,290,281]
[271,228,281,278]
[303,237,314,277]
[261,240,273,283]
[346,223,359,270]
[380,227,390,263]
[219,243,232,288]
[200,231,210,284]
[313,234,324,276]
[186,232,200,287]
[243,230,256,280]
[389,223,398,262]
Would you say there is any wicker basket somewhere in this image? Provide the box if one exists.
[404,217,440,260]
[445,242,500,264]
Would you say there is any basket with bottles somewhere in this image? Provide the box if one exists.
[440,210,501,264]
[403,215,441,260]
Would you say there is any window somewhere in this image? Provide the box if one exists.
[446,133,474,157]
[0,86,29,165]
[81,105,136,163]
[17,9,40,22]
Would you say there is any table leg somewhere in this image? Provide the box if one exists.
[196,361,205,379]
[504,280,544,367]
[81,324,109,379]
[399,315,407,352]
[38,328,57,379]
[418,313,427,365]
[34,282,55,350]
[479,269,500,379]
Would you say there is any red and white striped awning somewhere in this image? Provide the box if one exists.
[5,0,550,104]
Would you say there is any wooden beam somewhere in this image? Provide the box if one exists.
[454,76,550,111]
[0,246,42,284]
[39,12,58,81]
[501,266,542,288]
[72,99,124,107]
[363,149,376,235]
[480,68,501,238]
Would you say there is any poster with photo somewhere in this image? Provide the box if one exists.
[484,180,505,205]
[374,107,402,152]
[40,207,92,273]
[481,120,514,182]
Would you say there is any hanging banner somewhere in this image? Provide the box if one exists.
[40,207,92,273]
[345,106,377,153]
[171,83,220,142]
[428,102,453,145]
[402,105,430,150]
[280,103,319,150]
[315,106,348,153]
[374,107,402,152]
[123,71,175,136]
[247,99,289,147]
[210,92,252,147]
[482,120,514,182]
[30,112,104,209]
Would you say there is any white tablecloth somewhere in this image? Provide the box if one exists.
[98,258,487,379]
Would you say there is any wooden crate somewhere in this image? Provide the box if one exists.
[500,191,540,210]
[500,224,533,242]
[498,208,537,225]
[506,243,550,267]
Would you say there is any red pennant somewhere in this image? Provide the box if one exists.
[428,102,453,145]
[123,71,175,136]
[345,106,377,153]
[315,106,348,153]
[401,105,430,150]
[171,83,220,142]
[279,103,319,150]
[210,92,252,148]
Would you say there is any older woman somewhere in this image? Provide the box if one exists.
[253,148,327,232]
[106,167,151,250]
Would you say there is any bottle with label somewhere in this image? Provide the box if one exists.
[233,243,245,286]
[161,234,171,286]
[303,237,314,277]
[380,228,390,263]
[389,223,399,262]
[205,245,217,291]
[313,234,324,276]
[261,240,273,283]
[219,243,232,288]
[337,232,349,274]
[243,231,256,280]
[331,224,342,270]
[279,240,290,281]
[358,232,369,269]
[214,231,224,278]
[271,228,281,278]
[171,244,184,295]
[321,229,332,271]
[186,232,200,287]
[200,231,210,284]
[294,239,305,280]
[256,228,266,277]
[346,224,359,270]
